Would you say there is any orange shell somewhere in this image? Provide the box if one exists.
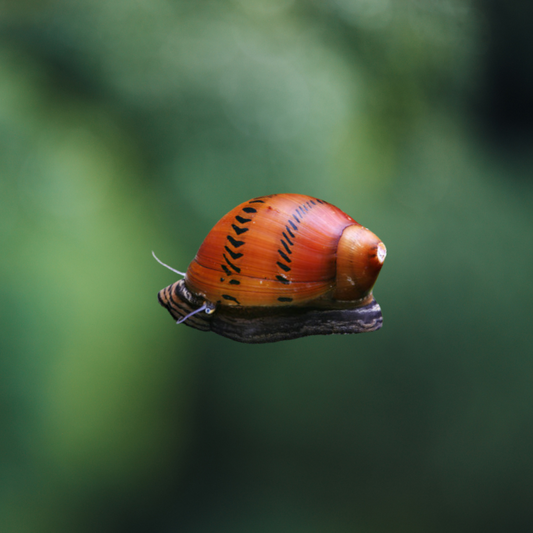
[185,194,381,307]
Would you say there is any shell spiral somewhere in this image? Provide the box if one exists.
[185,194,385,308]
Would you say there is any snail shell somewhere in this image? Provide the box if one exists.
[157,194,386,343]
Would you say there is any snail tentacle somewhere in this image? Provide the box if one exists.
[152,251,186,277]
[176,303,209,324]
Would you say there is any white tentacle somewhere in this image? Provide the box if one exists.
[176,303,209,324]
[152,251,186,276]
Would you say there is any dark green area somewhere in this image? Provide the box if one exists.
[1,1,532,532]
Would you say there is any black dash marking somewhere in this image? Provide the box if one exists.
[236,216,251,224]
[229,279,240,285]
[316,199,324,204]
[278,249,291,263]
[289,220,298,231]
[227,235,245,247]
[278,297,293,303]
[310,200,317,205]
[224,254,241,273]
[277,262,291,272]
[220,277,225,282]
[297,207,306,216]
[225,246,243,260]
[232,224,248,235]
[280,239,292,255]
[221,264,232,276]
[301,204,309,213]
[293,213,300,223]
[249,199,265,204]
[222,294,240,304]
[242,207,257,214]
[282,231,293,245]
[276,275,290,285]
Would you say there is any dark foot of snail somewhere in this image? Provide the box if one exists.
[209,298,383,344]
[159,280,382,344]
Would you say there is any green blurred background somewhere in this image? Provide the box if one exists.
[1,1,533,532]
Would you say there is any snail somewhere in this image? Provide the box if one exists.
[155,194,386,343]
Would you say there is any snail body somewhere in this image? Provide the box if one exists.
[156,194,386,343]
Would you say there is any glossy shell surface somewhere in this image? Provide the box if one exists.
[185,194,359,307]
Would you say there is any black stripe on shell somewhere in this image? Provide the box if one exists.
[285,227,295,239]
[277,262,291,272]
[224,245,243,260]
[227,235,245,247]
[232,224,248,235]
[278,249,291,263]
[223,254,241,273]
[280,239,292,255]
[222,294,240,304]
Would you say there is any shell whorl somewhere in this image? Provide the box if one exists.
[185,194,361,308]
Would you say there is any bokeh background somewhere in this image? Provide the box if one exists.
[1,1,533,532]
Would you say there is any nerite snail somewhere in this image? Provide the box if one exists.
[154,194,386,343]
